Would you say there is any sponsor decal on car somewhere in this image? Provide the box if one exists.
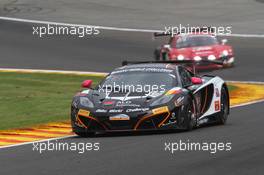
[116,100,140,107]
[95,109,108,113]
[152,106,169,114]
[214,100,220,111]
[109,109,123,113]
[126,108,149,113]
[103,100,115,105]
[78,109,90,117]
[109,114,130,121]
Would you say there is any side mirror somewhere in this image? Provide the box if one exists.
[191,77,203,85]
[82,80,93,88]
[221,39,227,45]
[163,44,171,50]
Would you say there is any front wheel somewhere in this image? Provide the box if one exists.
[217,87,229,124]
[179,97,197,131]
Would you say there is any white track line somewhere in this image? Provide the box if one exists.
[0,16,159,33]
[0,68,107,76]
[1,16,264,38]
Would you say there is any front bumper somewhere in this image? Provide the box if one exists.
[190,56,235,70]
[71,106,180,133]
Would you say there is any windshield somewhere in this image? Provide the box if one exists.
[176,35,218,48]
[97,70,177,93]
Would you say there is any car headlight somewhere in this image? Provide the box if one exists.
[150,94,174,107]
[177,55,184,60]
[208,55,216,60]
[79,97,94,108]
[194,56,202,61]
[222,50,228,56]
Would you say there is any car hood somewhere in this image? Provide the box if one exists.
[86,90,165,112]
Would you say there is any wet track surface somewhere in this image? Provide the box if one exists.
[0,19,264,175]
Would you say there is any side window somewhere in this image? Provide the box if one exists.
[179,67,192,87]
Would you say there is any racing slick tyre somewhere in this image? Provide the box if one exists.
[154,47,161,60]
[217,87,229,125]
[180,96,197,131]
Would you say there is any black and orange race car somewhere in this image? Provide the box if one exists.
[71,60,230,137]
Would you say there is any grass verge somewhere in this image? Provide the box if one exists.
[0,72,103,130]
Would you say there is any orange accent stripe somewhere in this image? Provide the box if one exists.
[77,115,107,130]
[158,112,171,127]
[134,112,170,130]
[77,116,87,128]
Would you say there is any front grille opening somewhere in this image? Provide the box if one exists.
[137,113,168,130]
[78,115,105,130]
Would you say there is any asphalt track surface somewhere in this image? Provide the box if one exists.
[1,11,264,175]
[1,20,264,82]
[1,0,264,34]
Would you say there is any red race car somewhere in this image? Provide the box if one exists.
[154,31,235,69]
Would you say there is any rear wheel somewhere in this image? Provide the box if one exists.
[217,87,229,124]
[154,47,161,60]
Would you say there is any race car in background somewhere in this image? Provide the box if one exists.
[71,60,230,137]
[154,29,235,69]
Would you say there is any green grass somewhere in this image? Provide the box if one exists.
[0,72,236,130]
[0,72,103,130]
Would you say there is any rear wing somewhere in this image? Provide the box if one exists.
[122,60,223,66]
[122,59,223,74]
